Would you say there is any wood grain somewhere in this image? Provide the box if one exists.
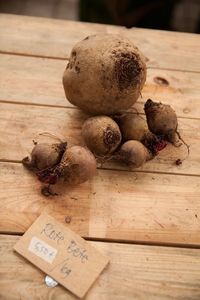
[0,102,199,176]
[1,234,200,300]
[123,26,200,73]
[0,54,67,107]
[0,14,200,72]
[1,13,200,298]
[0,54,200,119]
[1,162,200,245]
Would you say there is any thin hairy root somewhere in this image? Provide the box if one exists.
[175,130,190,155]
[33,132,64,143]
[95,154,115,167]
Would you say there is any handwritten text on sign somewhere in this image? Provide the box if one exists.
[14,214,109,298]
[28,236,57,263]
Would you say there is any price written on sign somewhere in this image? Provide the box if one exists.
[14,213,109,298]
[29,236,57,263]
[37,222,89,278]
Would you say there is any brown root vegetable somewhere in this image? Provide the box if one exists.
[59,146,97,185]
[144,99,190,159]
[82,116,122,156]
[117,140,151,169]
[144,99,178,143]
[117,113,149,141]
[116,113,167,155]
[22,142,67,171]
[37,146,97,186]
[63,34,146,115]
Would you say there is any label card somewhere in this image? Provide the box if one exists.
[14,213,109,298]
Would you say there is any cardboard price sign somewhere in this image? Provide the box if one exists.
[14,213,109,298]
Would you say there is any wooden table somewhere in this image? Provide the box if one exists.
[0,13,200,299]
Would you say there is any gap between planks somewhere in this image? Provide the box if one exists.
[0,103,198,175]
[1,13,200,74]
[1,159,200,179]
[1,161,200,246]
[0,50,68,61]
[1,232,200,250]
[0,99,200,121]
[0,50,200,74]
[1,53,199,119]
[2,234,200,300]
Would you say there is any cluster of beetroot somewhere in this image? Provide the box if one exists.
[22,143,97,196]
[22,99,185,197]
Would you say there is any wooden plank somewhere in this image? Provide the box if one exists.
[0,54,67,107]
[0,14,200,72]
[121,26,200,73]
[1,162,200,246]
[0,14,106,58]
[0,54,200,119]
[1,235,200,300]
[0,103,199,176]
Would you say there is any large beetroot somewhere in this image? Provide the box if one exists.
[63,34,146,115]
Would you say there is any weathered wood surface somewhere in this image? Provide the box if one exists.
[1,162,200,246]
[0,54,200,119]
[0,14,200,72]
[0,13,200,299]
[0,103,199,176]
[1,235,200,300]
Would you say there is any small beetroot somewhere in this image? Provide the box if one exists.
[37,146,97,186]
[117,140,151,169]
[22,142,67,171]
[59,146,97,185]
[82,116,122,156]
[144,99,177,143]
[116,112,166,155]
